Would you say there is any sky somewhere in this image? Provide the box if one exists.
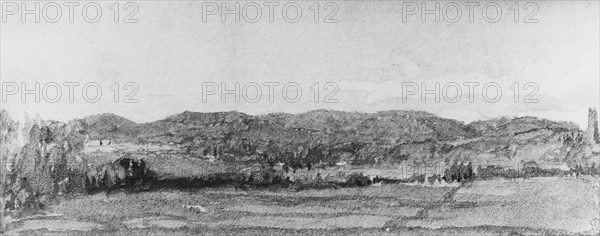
[1,1,599,129]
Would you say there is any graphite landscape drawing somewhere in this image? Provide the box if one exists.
[1,1,599,235]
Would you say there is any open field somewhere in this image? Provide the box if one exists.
[405,177,600,235]
[4,142,599,235]
[5,176,599,235]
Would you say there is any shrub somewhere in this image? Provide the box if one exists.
[85,156,156,193]
[3,115,88,214]
[239,166,287,187]
[442,162,475,183]
[345,172,371,187]
[414,174,426,183]
[427,174,441,184]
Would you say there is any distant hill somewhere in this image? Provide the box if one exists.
[78,110,595,168]
[285,110,478,143]
[129,110,477,145]
[468,116,580,138]
[458,117,589,168]
[79,113,140,142]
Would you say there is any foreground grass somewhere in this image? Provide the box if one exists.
[5,176,599,235]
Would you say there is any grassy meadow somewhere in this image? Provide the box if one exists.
[5,151,599,235]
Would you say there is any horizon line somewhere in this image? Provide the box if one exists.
[2,108,585,130]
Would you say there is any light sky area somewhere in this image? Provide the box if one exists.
[1,1,599,129]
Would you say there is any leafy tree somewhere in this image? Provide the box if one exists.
[443,168,452,183]
[466,162,474,179]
